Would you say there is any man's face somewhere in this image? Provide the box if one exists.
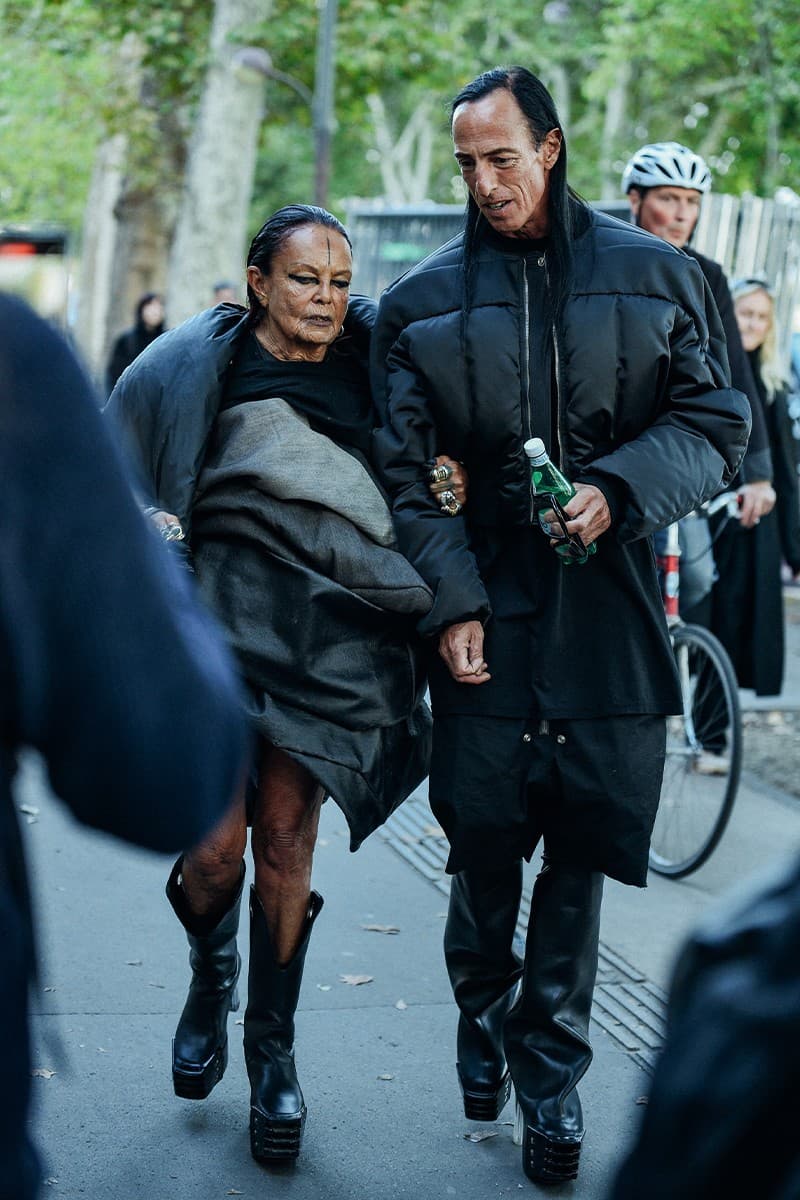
[452,90,561,240]
[629,186,703,248]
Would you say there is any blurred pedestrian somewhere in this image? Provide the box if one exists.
[609,850,800,1200]
[706,275,800,694]
[0,293,247,1200]
[212,279,238,304]
[105,291,166,395]
[623,142,776,624]
[105,204,449,1164]
[371,67,749,1186]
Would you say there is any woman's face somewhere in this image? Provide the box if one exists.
[734,287,773,353]
[248,224,352,361]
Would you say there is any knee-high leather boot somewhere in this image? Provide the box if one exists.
[444,863,524,1121]
[166,857,245,1100]
[244,886,323,1162]
[504,861,604,1184]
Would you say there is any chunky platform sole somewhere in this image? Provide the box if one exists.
[461,1071,512,1122]
[250,1105,307,1162]
[173,1037,229,1100]
[513,1103,582,1183]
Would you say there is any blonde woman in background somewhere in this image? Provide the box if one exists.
[709,275,800,696]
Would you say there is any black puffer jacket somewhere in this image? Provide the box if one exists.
[371,207,751,635]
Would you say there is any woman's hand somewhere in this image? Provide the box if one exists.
[428,455,468,514]
[438,620,491,685]
[145,508,185,541]
[737,481,776,528]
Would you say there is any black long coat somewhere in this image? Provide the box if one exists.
[371,204,751,881]
[711,364,800,695]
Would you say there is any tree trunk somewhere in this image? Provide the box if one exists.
[366,94,434,204]
[166,0,269,326]
[73,133,127,380]
[598,61,632,200]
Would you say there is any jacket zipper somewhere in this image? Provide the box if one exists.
[543,256,566,473]
[521,261,532,442]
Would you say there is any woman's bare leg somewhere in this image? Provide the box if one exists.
[181,792,248,921]
[251,744,324,965]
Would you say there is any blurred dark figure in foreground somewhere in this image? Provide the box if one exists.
[610,851,800,1200]
[0,294,247,1200]
[105,291,166,395]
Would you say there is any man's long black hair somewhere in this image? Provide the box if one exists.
[451,66,585,322]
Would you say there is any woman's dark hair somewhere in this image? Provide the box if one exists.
[245,204,352,319]
[451,66,584,320]
[135,292,161,323]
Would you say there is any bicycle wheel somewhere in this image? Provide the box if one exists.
[649,622,742,878]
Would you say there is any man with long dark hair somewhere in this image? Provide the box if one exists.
[371,66,751,1185]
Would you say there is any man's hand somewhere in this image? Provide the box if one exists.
[428,455,468,508]
[737,480,776,529]
[438,620,491,685]
[560,484,611,548]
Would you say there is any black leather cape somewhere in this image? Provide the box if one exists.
[105,301,432,849]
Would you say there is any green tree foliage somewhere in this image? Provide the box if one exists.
[1,0,798,232]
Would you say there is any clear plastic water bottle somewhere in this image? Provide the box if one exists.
[524,437,596,564]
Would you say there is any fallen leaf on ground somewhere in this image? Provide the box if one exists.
[635,1096,649,1105]
[19,804,39,816]
[97,1047,107,1053]
[32,1068,56,1079]
[340,974,373,986]
[125,960,143,966]
[317,984,332,992]
[148,982,166,989]
[464,1130,499,1143]
[361,924,400,935]
[423,824,447,838]
[43,986,56,993]
[377,1073,394,1081]
[43,1180,59,1187]
[226,1191,244,1196]
[235,1019,244,1026]
[395,999,408,1010]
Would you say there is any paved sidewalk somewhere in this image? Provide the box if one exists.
[22,588,800,1199]
[23,757,647,1200]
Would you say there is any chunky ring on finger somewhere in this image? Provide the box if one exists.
[439,489,462,516]
[429,463,453,484]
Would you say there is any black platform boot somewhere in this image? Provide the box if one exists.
[244,886,324,1163]
[444,863,524,1121]
[166,857,245,1100]
[505,861,604,1184]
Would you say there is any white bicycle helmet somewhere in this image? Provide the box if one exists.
[622,142,712,194]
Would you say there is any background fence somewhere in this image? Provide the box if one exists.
[346,194,800,375]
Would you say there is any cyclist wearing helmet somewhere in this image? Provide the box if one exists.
[623,142,775,627]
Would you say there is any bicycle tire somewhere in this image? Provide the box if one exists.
[649,622,742,878]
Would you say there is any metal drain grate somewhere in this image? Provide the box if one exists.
[380,785,667,1074]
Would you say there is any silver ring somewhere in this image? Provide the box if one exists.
[429,463,453,484]
[439,490,462,516]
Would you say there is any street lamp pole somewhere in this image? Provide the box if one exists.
[312,0,339,209]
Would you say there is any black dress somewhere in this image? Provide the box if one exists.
[711,351,800,695]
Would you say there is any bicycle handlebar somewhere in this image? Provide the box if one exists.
[702,491,741,519]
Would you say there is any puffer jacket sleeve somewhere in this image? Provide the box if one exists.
[371,303,491,638]
[578,263,751,542]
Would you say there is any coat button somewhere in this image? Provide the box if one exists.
[522,733,532,743]
[556,734,566,745]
